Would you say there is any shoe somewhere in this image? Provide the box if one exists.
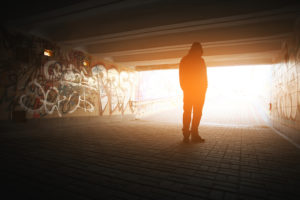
[182,128,190,137]
[191,131,205,143]
[182,137,190,143]
[182,128,190,143]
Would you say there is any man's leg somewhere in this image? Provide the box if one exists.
[182,92,192,140]
[191,91,206,142]
[191,99,204,132]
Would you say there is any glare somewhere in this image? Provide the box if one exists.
[206,65,272,100]
[137,65,272,101]
[137,69,181,101]
[202,65,272,126]
[138,65,272,125]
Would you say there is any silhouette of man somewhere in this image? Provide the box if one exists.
[179,42,208,143]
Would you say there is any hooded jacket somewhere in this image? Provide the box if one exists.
[179,52,208,92]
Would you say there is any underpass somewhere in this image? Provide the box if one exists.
[1,1,300,199]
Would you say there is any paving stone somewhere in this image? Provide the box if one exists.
[224,192,239,200]
[209,190,224,200]
[1,114,300,199]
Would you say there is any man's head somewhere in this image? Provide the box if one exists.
[189,42,203,56]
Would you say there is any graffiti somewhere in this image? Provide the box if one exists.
[0,60,137,118]
[92,65,137,115]
[17,60,98,117]
[0,29,137,119]
[271,41,300,121]
[0,61,137,118]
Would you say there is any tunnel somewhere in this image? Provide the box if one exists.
[1,1,300,199]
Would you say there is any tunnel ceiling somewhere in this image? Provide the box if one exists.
[2,0,300,69]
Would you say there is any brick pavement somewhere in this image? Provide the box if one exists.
[1,115,300,200]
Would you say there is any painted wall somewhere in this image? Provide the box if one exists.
[0,28,137,120]
[92,65,137,116]
[270,20,300,145]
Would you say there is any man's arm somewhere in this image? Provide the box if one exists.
[179,59,185,90]
[201,58,208,88]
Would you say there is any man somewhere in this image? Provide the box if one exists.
[179,42,208,143]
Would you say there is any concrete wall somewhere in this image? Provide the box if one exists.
[0,28,137,120]
[270,20,300,145]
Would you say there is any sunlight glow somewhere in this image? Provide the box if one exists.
[137,65,272,123]
[139,65,273,126]
[137,65,272,101]
[206,65,272,100]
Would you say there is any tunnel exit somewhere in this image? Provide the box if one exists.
[139,65,272,127]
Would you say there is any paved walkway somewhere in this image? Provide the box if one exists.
[1,96,300,200]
